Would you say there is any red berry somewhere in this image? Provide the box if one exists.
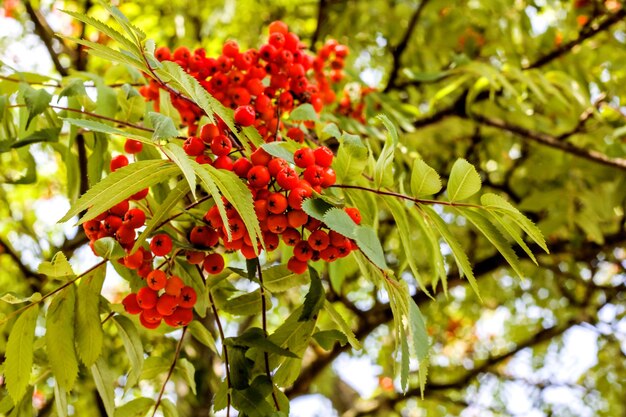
[110,155,129,172]
[190,226,219,247]
[140,311,161,329]
[156,294,179,316]
[150,234,173,256]
[123,250,144,270]
[147,270,168,291]
[287,127,304,142]
[268,158,289,177]
[313,146,334,167]
[124,208,146,229]
[122,293,142,314]
[282,228,301,246]
[203,253,225,275]
[250,148,272,166]
[103,215,123,234]
[345,207,362,225]
[165,276,185,297]
[303,165,325,186]
[293,240,313,262]
[288,187,312,210]
[210,135,233,156]
[183,136,205,156]
[130,188,149,200]
[115,225,136,246]
[233,157,253,177]
[288,210,309,228]
[178,286,198,308]
[263,231,279,251]
[320,246,339,262]
[321,167,336,188]
[213,155,234,171]
[247,165,271,188]
[137,287,158,309]
[222,40,239,57]
[308,230,330,251]
[287,256,308,274]
[276,168,299,190]
[166,307,193,326]
[185,250,206,265]
[200,124,220,142]
[155,46,171,61]
[268,20,289,34]
[109,200,130,217]
[267,193,288,214]
[124,139,143,154]
[173,46,191,62]
[266,214,288,234]
[234,105,256,127]
[294,148,315,168]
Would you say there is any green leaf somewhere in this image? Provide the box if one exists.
[5,304,39,403]
[225,327,299,358]
[320,123,341,140]
[461,208,524,278]
[11,127,61,149]
[313,330,348,350]
[400,326,410,392]
[374,114,399,189]
[190,159,230,239]
[262,264,309,293]
[163,143,196,199]
[91,356,115,417]
[260,142,297,164]
[62,118,152,145]
[354,225,387,270]
[204,164,263,252]
[58,79,87,100]
[411,159,442,197]
[289,103,318,121]
[323,301,361,350]
[113,316,144,387]
[38,252,74,280]
[231,385,275,417]
[334,133,368,182]
[301,198,334,222]
[486,210,537,264]
[408,299,429,397]
[481,193,548,254]
[54,382,68,417]
[61,36,145,68]
[114,398,155,417]
[228,345,251,390]
[75,264,106,366]
[46,285,79,391]
[187,321,218,354]
[60,9,140,54]
[132,181,189,253]
[299,267,324,322]
[149,112,178,140]
[160,399,179,417]
[23,85,52,129]
[1,292,42,304]
[220,290,268,316]
[447,158,481,202]
[176,358,197,395]
[93,237,126,260]
[323,208,358,239]
[60,160,179,224]
[421,205,481,299]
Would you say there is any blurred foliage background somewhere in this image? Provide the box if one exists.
[1,0,626,416]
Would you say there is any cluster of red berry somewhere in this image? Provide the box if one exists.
[337,86,376,124]
[139,21,349,140]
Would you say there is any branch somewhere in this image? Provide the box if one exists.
[384,0,431,92]
[473,113,626,171]
[151,327,187,417]
[310,0,329,51]
[524,9,626,69]
[256,260,280,410]
[23,1,69,76]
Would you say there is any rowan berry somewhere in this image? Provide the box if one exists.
[124,139,143,154]
[294,148,315,168]
[210,135,233,156]
[267,192,288,214]
[287,256,308,274]
[150,234,173,256]
[203,253,225,274]
[110,155,129,172]
[109,200,130,217]
[183,136,205,156]
[147,270,168,291]
[345,207,362,225]
[247,165,271,188]
[137,287,158,309]
[124,208,146,229]
[156,294,179,316]
[165,276,185,297]
[122,293,142,314]
[234,105,255,126]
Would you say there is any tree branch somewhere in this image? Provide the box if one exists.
[310,0,329,51]
[23,1,69,76]
[524,8,626,69]
[384,0,431,92]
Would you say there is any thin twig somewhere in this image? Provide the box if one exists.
[256,260,280,410]
[23,1,69,76]
[151,326,187,417]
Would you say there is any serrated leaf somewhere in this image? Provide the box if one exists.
[58,79,87,100]
[204,164,263,253]
[1,292,42,304]
[408,208,447,292]
[149,112,178,140]
[54,382,68,417]
[132,181,189,253]
[61,9,139,54]
[447,158,481,202]
[461,208,525,279]
[187,321,217,354]
[408,299,429,397]
[289,103,318,121]
[23,84,52,129]
[312,330,348,350]
[323,301,361,350]
[411,159,442,197]
[301,198,334,222]
[220,289,268,316]
[190,160,230,240]
[12,127,61,149]
[213,380,230,412]
[139,356,170,380]
[334,133,368,182]
[323,208,358,239]
[262,265,309,293]
[5,305,39,403]
[93,237,126,260]
[421,205,481,299]
[176,358,196,395]
[481,193,548,253]
[374,114,398,189]
[92,358,115,417]
[163,143,196,199]
[102,2,145,42]
[160,399,179,417]
[225,327,299,358]
[46,285,78,391]
[38,252,74,280]
[299,267,324,322]
[228,345,251,390]
[114,398,155,417]
[321,123,341,140]
[60,160,179,224]
[354,225,387,269]
[486,211,537,264]
[231,385,275,417]
[75,264,105,366]
[260,142,296,164]
[62,118,153,145]
[61,36,145,68]
[113,316,144,388]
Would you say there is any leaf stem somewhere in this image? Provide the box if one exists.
[331,184,483,208]
[151,326,187,417]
